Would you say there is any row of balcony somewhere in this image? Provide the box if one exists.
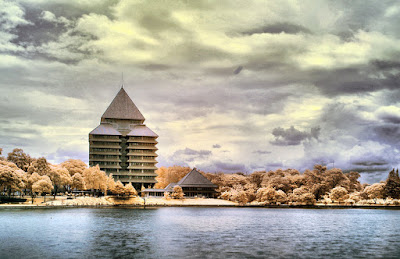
[127,158,157,163]
[127,165,157,170]
[90,151,122,155]
[127,145,158,150]
[90,144,122,149]
[112,171,158,177]
[127,151,157,156]
[127,139,158,144]
[115,178,157,184]
[89,137,121,142]
[89,157,121,162]
[92,164,122,169]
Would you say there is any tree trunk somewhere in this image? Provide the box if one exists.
[53,185,58,199]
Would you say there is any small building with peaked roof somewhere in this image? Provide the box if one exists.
[142,168,218,198]
[89,87,158,190]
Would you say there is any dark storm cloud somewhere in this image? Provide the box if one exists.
[233,66,243,75]
[270,126,320,146]
[310,60,400,97]
[319,102,368,129]
[350,153,390,167]
[243,22,311,35]
[20,0,119,20]
[329,1,398,39]
[371,124,400,145]
[149,85,295,121]
[10,8,69,47]
[377,112,400,124]
[347,166,390,173]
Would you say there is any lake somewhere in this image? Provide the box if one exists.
[0,207,399,258]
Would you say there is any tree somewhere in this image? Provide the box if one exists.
[105,174,116,195]
[385,169,400,199]
[275,190,288,204]
[82,165,107,195]
[235,190,249,205]
[32,175,53,202]
[71,173,85,191]
[28,157,51,176]
[48,165,72,198]
[345,171,362,192]
[349,192,362,203]
[7,148,32,172]
[298,193,316,205]
[256,187,277,203]
[113,181,125,196]
[60,159,87,177]
[154,166,191,189]
[164,191,171,199]
[363,183,386,201]
[289,187,315,204]
[27,173,43,203]
[125,183,137,196]
[171,185,184,199]
[329,187,349,203]
[0,160,27,197]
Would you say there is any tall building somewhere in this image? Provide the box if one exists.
[89,87,158,189]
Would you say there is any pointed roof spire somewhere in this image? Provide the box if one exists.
[121,72,124,89]
[101,88,145,121]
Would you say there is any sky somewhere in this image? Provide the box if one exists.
[1,0,400,183]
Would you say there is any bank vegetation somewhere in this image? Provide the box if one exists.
[1,148,400,207]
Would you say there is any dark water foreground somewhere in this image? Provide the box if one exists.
[0,208,399,258]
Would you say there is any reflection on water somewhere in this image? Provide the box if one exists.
[1,207,400,258]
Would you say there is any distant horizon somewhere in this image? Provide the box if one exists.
[2,1,400,184]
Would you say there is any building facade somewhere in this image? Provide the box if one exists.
[89,87,158,190]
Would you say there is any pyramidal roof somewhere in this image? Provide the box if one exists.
[89,123,122,135]
[127,125,158,137]
[177,168,218,188]
[101,87,145,121]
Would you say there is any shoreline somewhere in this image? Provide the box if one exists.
[2,196,400,210]
[1,203,400,210]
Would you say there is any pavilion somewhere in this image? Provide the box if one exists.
[142,168,218,198]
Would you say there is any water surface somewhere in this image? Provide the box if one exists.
[1,207,399,258]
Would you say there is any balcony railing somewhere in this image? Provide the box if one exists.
[89,151,122,155]
[127,139,158,144]
[89,158,121,162]
[112,172,158,177]
[127,145,158,150]
[89,137,121,142]
[127,159,158,163]
[127,165,157,170]
[90,144,122,149]
[127,151,157,156]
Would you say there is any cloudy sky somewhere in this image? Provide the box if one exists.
[2,0,400,183]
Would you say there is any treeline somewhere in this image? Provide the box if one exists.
[155,165,400,205]
[0,148,138,202]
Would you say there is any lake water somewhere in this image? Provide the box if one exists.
[0,207,399,258]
